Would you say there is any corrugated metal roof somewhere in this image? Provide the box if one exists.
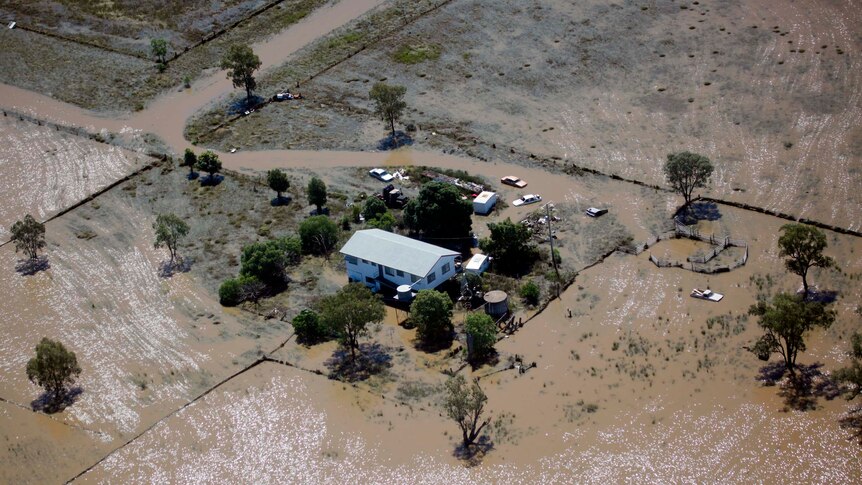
[340,229,459,277]
[474,191,496,204]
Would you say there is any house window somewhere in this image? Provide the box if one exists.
[385,266,395,276]
[441,262,451,274]
[365,276,375,284]
[346,255,358,265]
[427,271,437,283]
[361,259,369,264]
[396,270,404,277]
[410,274,419,283]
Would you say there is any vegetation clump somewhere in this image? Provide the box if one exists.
[393,43,441,64]
[404,181,472,243]
[299,216,339,255]
[319,283,386,362]
[465,313,497,364]
[444,374,490,449]
[153,213,189,267]
[221,44,261,104]
[292,309,330,345]
[777,223,836,295]
[369,82,407,139]
[411,290,454,347]
[480,218,538,276]
[307,177,328,214]
[26,338,81,412]
[663,151,714,207]
[267,169,290,204]
[10,214,46,260]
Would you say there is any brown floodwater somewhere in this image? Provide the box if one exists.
[1,0,861,482]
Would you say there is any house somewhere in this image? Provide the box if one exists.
[472,191,497,215]
[340,229,460,293]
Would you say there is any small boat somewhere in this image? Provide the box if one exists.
[691,288,723,301]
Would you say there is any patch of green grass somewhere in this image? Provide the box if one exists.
[393,43,441,64]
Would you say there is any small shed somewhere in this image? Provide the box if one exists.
[484,290,509,319]
[473,191,498,215]
[465,254,490,275]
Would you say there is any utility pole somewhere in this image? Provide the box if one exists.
[545,203,561,299]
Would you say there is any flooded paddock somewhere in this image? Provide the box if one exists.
[0,116,147,241]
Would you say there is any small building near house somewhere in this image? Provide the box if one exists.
[473,191,498,215]
[464,254,490,275]
[340,229,460,293]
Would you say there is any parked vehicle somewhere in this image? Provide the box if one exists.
[512,194,542,207]
[501,175,528,188]
[369,168,394,182]
[585,207,608,217]
[376,184,409,209]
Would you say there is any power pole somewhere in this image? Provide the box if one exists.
[545,203,561,299]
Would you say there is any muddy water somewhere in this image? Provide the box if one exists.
[0,117,147,241]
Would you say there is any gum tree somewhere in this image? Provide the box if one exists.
[319,283,385,362]
[663,151,713,207]
[307,176,327,214]
[183,148,198,178]
[267,169,290,203]
[221,44,261,104]
[748,293,835,373]
[150,38,168,64]
[369,82,407,139]
[10,214,46,260]
[153,213,189,266]
[196,150,222,183]
[777,223,836,296]
[26,338,81,411]
[411,290,454,346]
[444,375,490,449]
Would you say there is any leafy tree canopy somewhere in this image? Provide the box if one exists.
[307,177,328,213]
[299,216,339,255]
[10,214,46,260]
[403,182,472,241]
[183,148,197,176]
[369,82,407,138]
[221,44,261,103]
[153,213,189,266]
[834,332,862,401]
[410,290,454,345]
[480,218,538,276]
[748,293,835,372]
[292,309,331,345]
[267,169,290,200]
[26,337,81,408]
[150,38,168,64]
[319,283,385,361]
[465,312,496,363]
[196,150,222,180]
[443,374,490,448]
[240,236,301,286]
[663,151,713,206]
[777,223,836,295]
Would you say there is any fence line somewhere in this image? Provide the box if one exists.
[643,219,749,274]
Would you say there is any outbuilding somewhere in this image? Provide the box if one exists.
[464,254,490,275]
[473,191,498,215]
[340,229,460,293]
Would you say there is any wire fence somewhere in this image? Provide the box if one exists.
[643,217,749,274]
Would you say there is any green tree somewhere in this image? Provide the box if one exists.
[367,211,396,232]
[834,332,862,400]
[267,169,290,203]
[153,213,189,266]
[26,338,81,410]
[150,38,168,64]
[10,214,46,260]
[183,148,197,178]
[292,309,330,345]
[221,44,261,104]
[480,218,538,276]
[403,182,472,241]
[319,283,386,362]
[519,280,540,306]
[777,223,836,296]
[362,197,387,222]
[307,177,328,214]
[299,216,339,255]
[663,151,714,207]
[465,313,496,363]
[369,82,407,139]
[748,293,835,373]
[240,236,301,287]
[443,374,490,449]
[196,150,222,182]
[411,290,453,345]
[218,275,261,306]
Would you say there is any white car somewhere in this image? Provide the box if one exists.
[512,194,542,207]
[369,168,394,182]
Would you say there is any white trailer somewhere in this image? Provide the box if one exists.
[473,191,497,215]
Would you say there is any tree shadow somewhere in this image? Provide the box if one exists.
[271,196,292,207]
[30,386,82,414]
[227,95,265,115]
[309,207,330,216]
[158,258,193,278]
[186,171,199,181]
[806,289,839,304]
[678,201,722,224]
[759,362,841,411]
[839,405,862,445]
[453,435,494,467]
[200,174,224,186]
[377,131,414,150]
[15,256,50,276]
[325,342,392,382]
[413,334,455,354]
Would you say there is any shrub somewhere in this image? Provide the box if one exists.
[411,290,454,345]
[465,312,496,362]
[292,309,330,344]
[299,216,339,255]
[520,280,540,306]
[240,236,301,286]
[219,278,243,306]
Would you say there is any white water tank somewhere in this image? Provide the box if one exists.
[397,285,414,302]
